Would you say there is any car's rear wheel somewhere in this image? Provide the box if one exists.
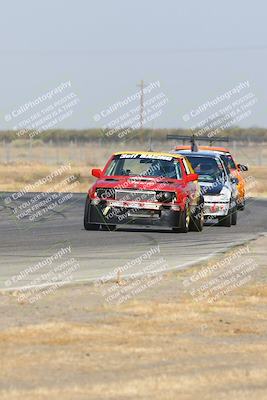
[84,197,100,231]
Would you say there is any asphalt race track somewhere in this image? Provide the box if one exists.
[0,193,266,291]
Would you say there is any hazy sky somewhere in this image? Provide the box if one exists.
[0,0,266,130]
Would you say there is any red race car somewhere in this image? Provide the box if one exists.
[84,151,204,233]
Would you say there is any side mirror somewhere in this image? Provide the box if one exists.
[186,173,198,183]
[237,163,248,172]
[91,168,102,178]
[231,176,239,184]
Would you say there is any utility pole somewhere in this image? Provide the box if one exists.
[137,80,144,130]
[137,80,145,143]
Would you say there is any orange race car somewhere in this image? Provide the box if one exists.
[175,145,248,210]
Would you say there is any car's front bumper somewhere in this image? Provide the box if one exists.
[87,199,184,228]
[204,201,230,217]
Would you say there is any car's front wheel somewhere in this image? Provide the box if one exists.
[84,197,100,231]
[102,224,116,231]
[189,202,204,232]
[218,210,232,227]
[237,198,245,211]
[173,204,190,233]
[231,205,237,225]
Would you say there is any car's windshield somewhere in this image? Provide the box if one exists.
[186,156,225,183]
[105,154,182,179]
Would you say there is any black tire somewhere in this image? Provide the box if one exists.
[102,224,116,231]
[231,206,237,225]
[218,210,232,227]
[173,204,190,233]
[84,197,100,231]
[189,202,204,232]
[237,198,245,211]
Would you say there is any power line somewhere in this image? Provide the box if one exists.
[2,45,267,55]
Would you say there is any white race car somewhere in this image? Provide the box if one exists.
[174,150,238,227]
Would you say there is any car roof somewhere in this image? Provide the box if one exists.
[173,149,222,159]
[114,151,184,159]
[175,145,230,153]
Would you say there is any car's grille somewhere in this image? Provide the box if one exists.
[115,189,156,202]
[96,188,115,199]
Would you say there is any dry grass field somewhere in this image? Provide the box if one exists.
[0,141,266,196]
[0,163,90,192]
[1,140,266,166]
[0,162,266,196]
[248,166,267,196]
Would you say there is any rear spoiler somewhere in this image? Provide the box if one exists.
[167,134,231,151]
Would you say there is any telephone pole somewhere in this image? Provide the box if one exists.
[137,80,144,130]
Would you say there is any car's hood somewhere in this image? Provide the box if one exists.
[93,176,183,192]
[200,181,225,195]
